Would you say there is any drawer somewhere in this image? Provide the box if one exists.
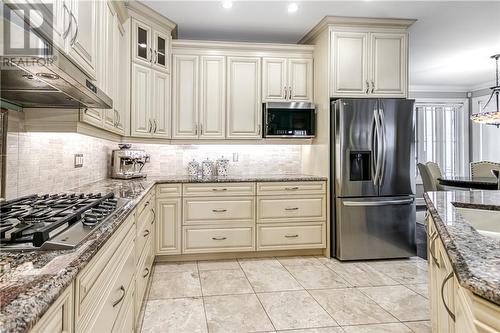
[257,223,326,250]
[136,205,154,260]
[76,225,135,332]
[136,237,154,319]
[111,283,135,333]
[183,182,255,197]
[183,197,255,224]
[257,181,326,196]
[183,225,255,253]
[75,214,134,321]
[156,184,182,198]
[257,195,326,223]
[137,189,155,217]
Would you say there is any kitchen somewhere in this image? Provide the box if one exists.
[1,1,499,333]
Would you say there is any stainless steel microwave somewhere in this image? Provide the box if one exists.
[263,102,316,138]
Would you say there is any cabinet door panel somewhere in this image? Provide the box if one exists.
[153,31,169,72]
[370,33,407,97]
[80,108,103,128]
[331,31,369,97]
[152,71,171,138]
[288,58,313,101]
[262,58,287,101]
[172,54,199,139]
[200,56,226,139]
[226,57,262,139]
[131,63,152,137]
[102,2,116,132]
[156,198,181,255]
[67,0,97,79]
[132,18,151,66]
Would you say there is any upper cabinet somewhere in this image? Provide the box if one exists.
[330,29,408,98]
[132,18,170,73]
[227,56,262,139]
[262,57,313,102]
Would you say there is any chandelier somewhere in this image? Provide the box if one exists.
[470,54,500,127]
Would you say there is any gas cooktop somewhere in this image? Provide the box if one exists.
[0,192,129,250]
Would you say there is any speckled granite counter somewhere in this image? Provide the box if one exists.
[424,190,500,306]
[0,174,326,333]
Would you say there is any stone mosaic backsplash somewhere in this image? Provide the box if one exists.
[6,132,303,199]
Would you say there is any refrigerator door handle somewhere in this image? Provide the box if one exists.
[342,198,414,207]
[378,108,387,185]
[371,111,378,186]
[373,109,382,186]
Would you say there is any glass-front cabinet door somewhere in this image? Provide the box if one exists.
[133,19,151,65]
[153,31,169,72]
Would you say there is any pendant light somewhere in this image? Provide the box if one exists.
[470,54,500,127]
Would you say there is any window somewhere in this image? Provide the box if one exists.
[415,101,469,179]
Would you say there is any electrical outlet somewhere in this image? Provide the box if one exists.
[232,152,239,162]
[74,154,83,168]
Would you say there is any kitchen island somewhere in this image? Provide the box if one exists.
[424,190,500,333]
[0,174,327,333]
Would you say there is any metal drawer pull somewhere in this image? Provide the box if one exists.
[430,232,440,268]
[143,267,150,278]
[285,234,299,238]
[212,237,227,241]
[144,201,150,207]
[441,271,456,322]
[151,208,155,224]
[112,286,125,307]
[212,209,227,213]
[212,188,228,191]
[285,187,299,190]
[143,229,150,237]
[285,207,299,211]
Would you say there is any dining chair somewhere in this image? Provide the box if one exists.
[470,161,500,180]
[425,162,445,191]
[418,162,440,192]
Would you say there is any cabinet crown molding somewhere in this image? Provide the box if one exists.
[299,15,417,44]
[125,0,177,32]
[172,39,314,55]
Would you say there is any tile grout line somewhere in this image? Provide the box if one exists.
[197,260,211,333]
[237,257,278,333]
[277,257,342,328]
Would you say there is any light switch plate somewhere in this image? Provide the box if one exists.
[74,154,83,168]
[233,152,239,162]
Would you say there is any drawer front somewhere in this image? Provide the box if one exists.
[76,227,136,332]
[111,283,135,333]
[183,226,254,253]
[257,195,326,223]
[156,184,182,198]
[137,190,155,217]
[136,237,154,319]
[137,206,155,259]
[183,197,255,224]
[257,181,326,196]
[76,214,134,315]
[183,182,256,197]
[257,223,326,250]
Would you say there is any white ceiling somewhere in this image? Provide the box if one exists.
[141,1,500,91]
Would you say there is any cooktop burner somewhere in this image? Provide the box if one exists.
[0,192,129,250]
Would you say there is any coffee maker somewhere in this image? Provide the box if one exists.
[111,144,150,179]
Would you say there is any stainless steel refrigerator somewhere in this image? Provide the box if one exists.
[331,98,416,260]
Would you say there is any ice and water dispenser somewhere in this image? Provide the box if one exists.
[349,151,371,181]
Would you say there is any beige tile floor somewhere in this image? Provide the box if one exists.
[140,256,431,333]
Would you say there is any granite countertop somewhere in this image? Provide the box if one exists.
[424,190,500,306]
[0,174,326,333]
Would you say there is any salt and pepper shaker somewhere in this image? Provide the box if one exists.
[216,156,229,176]
[187,159,200,177]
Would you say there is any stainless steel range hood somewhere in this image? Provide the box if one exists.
[0,3,112,109]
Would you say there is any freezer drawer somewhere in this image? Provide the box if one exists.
[336,196,416,260]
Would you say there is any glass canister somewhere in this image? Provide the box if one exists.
[216,156,230,176]
[187,159,200,177]
[201,158,214,177]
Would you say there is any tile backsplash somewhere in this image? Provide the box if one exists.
[7,132,303,199]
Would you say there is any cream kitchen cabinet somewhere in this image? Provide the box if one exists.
[132,18,170,73]
[130,62,171,138]
[226,57,262,139]
[330,29,407,98]
[262,57,313,102]
[156,184,182,255]
[427,215,500,333]
[172,54,226,139]
[30,285,73,333]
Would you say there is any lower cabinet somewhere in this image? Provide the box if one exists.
[183,225,255,253]
[427,215,500,333]
[257,222,326,251]
[31,285,73,333]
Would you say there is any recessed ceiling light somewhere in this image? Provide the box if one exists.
[287,3,298,13]
[222,0,233,9]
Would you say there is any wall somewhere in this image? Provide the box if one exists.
[470,94,500,163]
[6,114,303,199]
